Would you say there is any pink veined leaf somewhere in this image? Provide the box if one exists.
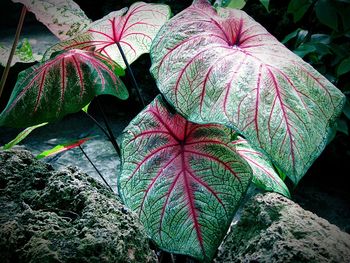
[36,137,93,159]
[12,0,91,40]
[150,0,345,184]
[119,95,252,262]
[232,137,290,198]
[0,49,128,128]
[44,2,171,68]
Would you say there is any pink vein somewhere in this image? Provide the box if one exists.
[184,149,240,181]
[267,68,296,170]
[139,151,182,218]
[71,55,85,98]
[33,69,47,113]
[125,143,178,183]
[183,166,205,256]
[254,64,263,145]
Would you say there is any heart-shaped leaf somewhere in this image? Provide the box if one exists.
[44,2,171,68]
[232,137,290,197]
[119,95,252,262]
[150,0,345,184]
[12,0,91,40]
[0,49,128,128]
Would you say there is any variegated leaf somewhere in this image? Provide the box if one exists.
[0,49,128,128]
[12,0,91,40]
[44,2,171,68]
[119,95,252,262]
[150,0,345,184]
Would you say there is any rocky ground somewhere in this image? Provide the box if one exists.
[1,149,350,262]
[215,192,350,263]
[0,149,157,263]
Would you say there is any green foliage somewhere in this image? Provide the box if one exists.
[214,0,269,10]
[337,57,350,76]
[287,0,313,22]
[315,0,338,30]
[282,0,350,137]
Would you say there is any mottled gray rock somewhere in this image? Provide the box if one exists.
[0,149,156,263]
[215,193,350,263]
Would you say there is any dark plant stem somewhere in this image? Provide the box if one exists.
[0,5,26,98]
[116,42,146,108]
[79,145,114,192]
[83,110,112,141]
[96,97,121,156]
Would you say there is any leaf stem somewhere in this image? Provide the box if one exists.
[96,97,121,156]
[82,98,121,157]
[83,110,112,141]
[116,42,146,107]
[79,145,114,192]
[0,5,27,98]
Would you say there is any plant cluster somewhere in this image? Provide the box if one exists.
[0,0,346,262]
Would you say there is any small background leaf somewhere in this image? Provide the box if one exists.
[343,98,350,119]
[315,0,339,31]
[337,57,350,76]
[1,122,48,150]
[227,0,247,9]
[0,39,42,67]
[336,119,349,135]
[36,137,93,159]
[287,0,313,22]
[259,0,270,12]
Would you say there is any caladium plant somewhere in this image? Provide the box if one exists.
[150,0,345,185]
[43,2,171,68]
[0,49,128,128]
[0,0,346,262]
[119,95,252,261]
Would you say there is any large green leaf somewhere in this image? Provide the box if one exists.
[150,0,345,184]
[119,96,252,262]
[0,49,128,128]
[43,2,171,68]
[232,137,290,197]
[12,0,91,40]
